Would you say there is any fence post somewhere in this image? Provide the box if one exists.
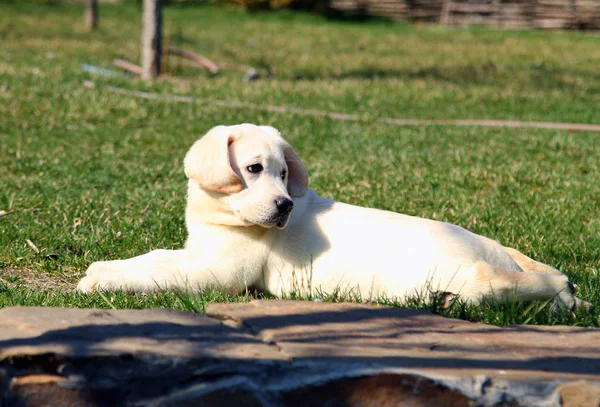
[526,0,536,28]
[85,0,98,31]
[141,0,163,81]
[492,0,501,28]
[440,0,453,26]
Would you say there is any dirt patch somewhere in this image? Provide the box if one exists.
[0,269,76,292]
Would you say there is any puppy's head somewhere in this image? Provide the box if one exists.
[184,124,308,229]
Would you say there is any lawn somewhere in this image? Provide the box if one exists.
[1,1,599,325]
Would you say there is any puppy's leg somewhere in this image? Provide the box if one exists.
[77,249,255,294]
[76,249,190,293]
[503,247,590,310]
[503,247,562,275]
[461,261,580,310]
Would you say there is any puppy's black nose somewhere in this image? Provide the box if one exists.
[275,197,294,215]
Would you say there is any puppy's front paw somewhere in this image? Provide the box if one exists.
[76,275,99,293]
[76,261,117,293]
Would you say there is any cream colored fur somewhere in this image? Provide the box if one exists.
[77,124,586,310]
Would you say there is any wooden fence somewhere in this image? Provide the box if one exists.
[329,0,600,29]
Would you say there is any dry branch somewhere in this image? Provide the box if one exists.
[113,59,143,76]
[0,208,40,218]
[168,48,220,75]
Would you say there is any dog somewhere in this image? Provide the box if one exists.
[77,124,586,310]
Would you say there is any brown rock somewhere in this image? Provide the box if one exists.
[0,307,287,406]
[208,300,600,381]
[1,302,599,406]
[556,381,600,407]
[8,374,117,407]
[0,307,287,362]
[280,373,473,407]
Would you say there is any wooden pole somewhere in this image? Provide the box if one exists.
[492,0,501,28]
[141,0,163,81]
[85,0,98,31]
[440,0,453,26]
[526,0,536,28]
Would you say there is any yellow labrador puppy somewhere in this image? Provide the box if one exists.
[77,124,585,309]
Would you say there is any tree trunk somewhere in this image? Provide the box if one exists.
[85,0,98,31]
[141,0,163,81]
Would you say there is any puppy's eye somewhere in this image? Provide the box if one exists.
[281,170,287,181]
[246,164,263,174]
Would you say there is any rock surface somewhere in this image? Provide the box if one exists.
[0,300,598,406]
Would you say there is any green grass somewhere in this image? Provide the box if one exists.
[1,1,599,326]
[0,281,255,312]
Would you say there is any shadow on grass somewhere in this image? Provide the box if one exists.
[291,63,595,94]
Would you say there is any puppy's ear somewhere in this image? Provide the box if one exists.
[284,146,308,197]
[184,126,243,194]
[259,126,308,197]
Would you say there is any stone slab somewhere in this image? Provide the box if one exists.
[207,300,600,380]
[207,300,600,406]
[0,307,287,362]
[0,307,290,407]
[0,302,599,406]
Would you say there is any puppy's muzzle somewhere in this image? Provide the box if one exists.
[275,197,293,229]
